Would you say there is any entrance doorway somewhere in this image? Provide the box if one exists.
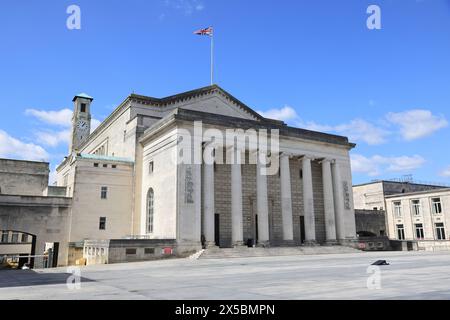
[300,216,306,244]
[214,214,220,247]
[255,214,259,244]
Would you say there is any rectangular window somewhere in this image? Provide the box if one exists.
[394,201,402,218]
[21,233,29,243]
[411,200,421,216]
[144,248,155,254]
[11,233,19,243]
[436,223,446,240]
[149,161,154,174]
[80,103,86,113]
[415,223,424,239]
[112,165,117,169]
[101,186,108,199]
[126,248,136,255]
[396,224,405,240]
[103,164,108,168]
[94,163,99,167]
[432,198,442,214]
[99,217,106,230]
[1,232,8,243]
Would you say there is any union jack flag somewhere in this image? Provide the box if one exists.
[193,26,213,36]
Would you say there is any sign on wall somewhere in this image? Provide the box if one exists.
[185,166,194,204]
[343,181,351,210]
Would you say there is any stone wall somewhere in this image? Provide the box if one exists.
[290,158,304,243]
[312,161,325,243]
[0,159,49,196]
[242,163,256,242]
[355,209,387,237]
[0,194,71,266]
[84,239,180,265]
[214,162,232,247]
[213,157,327,246]
[44,186,67,197]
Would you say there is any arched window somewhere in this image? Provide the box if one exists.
[147,188,154,234]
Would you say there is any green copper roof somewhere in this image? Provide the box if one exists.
[73,93,94,101]
[77,153,134,164]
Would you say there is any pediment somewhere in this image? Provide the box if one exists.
[129,85,266,121]
[174,94,260,121]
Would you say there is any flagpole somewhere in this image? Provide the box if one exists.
[210,31,214,85]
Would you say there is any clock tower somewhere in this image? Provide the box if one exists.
[69,93,93,155]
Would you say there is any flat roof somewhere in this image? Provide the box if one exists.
[385,188,450,198]
[0,158,49,165]
[353,180,449,188]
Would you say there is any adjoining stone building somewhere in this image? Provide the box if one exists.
[386,189,450,251]
[352,180,450,251]
[0,159,71,267]
[353,180,447,212]
[2,85,359,266]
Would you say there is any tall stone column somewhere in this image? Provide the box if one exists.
[302,155,316,244]
[332,161,345,241]
[280,153,294,241]
[231,149,244,246]
[202,161,215,247]
[322,159,337,244]
[256,151,270,246]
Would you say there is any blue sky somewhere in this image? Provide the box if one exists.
[0,0,449,185]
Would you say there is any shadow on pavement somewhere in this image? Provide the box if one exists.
[0,269,95,288]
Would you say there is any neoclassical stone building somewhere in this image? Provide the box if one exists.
[53,85,357,264]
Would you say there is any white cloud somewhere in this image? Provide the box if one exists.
[384,155,426,172]
[331,119,389,145]
[253,105,447,147]
[48,165,57,186]
[35,129,71,147]
[91,119,101,132]
[257,105,299,122]
[26,108,102,147]
[386,109,448,141]
[164,0,205,15]
[351,154,382,176]
[257,106,389,145]
[25,108,73,127]
[440,166,450,178]
[301,119,389,145]
[0,130,49,161]
[351,154,426,177]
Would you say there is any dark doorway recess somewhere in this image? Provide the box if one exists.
[214,214,220,247]
[300,216,305,244]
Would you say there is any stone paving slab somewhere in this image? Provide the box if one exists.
[0,251,450,299]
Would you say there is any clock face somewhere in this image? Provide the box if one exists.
[76,120,89,140]
[76,120,89,132]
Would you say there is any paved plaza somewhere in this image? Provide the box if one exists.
[1,251,450,300]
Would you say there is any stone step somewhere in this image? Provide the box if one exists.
[199,246,361,259]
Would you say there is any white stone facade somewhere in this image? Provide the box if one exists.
[385,189,450,251]
[53,85,357,263]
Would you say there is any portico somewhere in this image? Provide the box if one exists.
[201,145,350,248]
